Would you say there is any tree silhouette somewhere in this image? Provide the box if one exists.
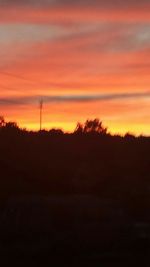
[49,128,63,135]
[5,122,18,129]
[0,116,5,128]
[74,122,84,134]
[75,119,107,135]
[2,122,20,135]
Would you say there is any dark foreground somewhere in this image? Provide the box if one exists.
[0,130,150,266]
[1,195,150,266]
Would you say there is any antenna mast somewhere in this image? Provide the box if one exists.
[40,99,43,131]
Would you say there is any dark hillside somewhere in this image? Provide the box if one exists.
[0,127,150,266]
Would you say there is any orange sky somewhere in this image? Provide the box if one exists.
[0,0,150,135]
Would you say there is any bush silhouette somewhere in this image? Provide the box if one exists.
[0,116,5,128]
[74,118,107,135]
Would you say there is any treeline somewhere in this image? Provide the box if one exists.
[0,116,150,266]
[0,116,150,265]
[0,115,138,137]
[0,117,108,135]
[0,116,149,199]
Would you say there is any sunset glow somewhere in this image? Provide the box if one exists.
[0,0,150,135]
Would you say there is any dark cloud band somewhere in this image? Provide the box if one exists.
[0,0,149,9]
[0,92,149,106]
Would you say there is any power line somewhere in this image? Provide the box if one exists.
[0,83,20,92]
[0,70,72,89]
[0,70,36,84]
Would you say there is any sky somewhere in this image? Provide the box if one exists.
[0,0,150,135]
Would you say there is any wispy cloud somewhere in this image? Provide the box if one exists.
[0,92,149,106]
[0,1,150,24]
[1,0,149,9]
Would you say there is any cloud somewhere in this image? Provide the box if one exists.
[0,24,64,45]
[1,0,149,9]
[0,1,150,24]
[0,92,149,106]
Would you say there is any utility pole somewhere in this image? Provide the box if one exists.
[39,99,43,131]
